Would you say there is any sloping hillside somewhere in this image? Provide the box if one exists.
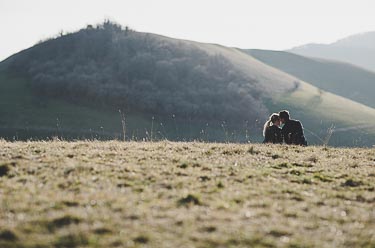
[289,31,375,72]
[5,23,271,124]
[1,22,375,146]
[245,49,375,108]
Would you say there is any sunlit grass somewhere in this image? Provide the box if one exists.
[0,140,374,247]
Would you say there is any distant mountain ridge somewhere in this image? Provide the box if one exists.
[289,31,375,72]
[245,49,375,108]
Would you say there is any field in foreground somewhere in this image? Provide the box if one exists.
[0,141,374,248]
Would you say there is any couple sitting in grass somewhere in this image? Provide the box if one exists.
[263,110,307,146]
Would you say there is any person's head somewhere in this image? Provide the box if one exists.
[269,114,280,127]
[278,110,290,124]
[263,113,280,136]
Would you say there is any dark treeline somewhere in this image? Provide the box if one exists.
[9,20,267,124]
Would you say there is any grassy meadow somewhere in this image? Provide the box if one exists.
[0,140,374,248]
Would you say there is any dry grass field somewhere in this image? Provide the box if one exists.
[0,140,374,248]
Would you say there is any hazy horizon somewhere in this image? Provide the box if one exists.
[1,0,375,61]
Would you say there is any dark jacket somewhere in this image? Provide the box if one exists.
[281,119,307,146]
[263,125,283,144]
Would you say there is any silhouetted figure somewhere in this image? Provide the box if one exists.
[279,110,307,146]
[263,113,283,144]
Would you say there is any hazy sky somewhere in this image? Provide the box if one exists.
[1,0,375,61]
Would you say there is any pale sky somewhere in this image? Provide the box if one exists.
[1,0,375,61]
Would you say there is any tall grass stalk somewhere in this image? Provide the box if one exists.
[324,124,335,146]
[151,116,155,141]
[119,110,126,142]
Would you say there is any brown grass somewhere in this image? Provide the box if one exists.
[0,140,374,247]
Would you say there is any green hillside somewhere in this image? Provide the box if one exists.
[1,22,375,146]
[0,68,240,142]
[246,49,375,108]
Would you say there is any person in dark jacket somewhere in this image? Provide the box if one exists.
[263,113,283,144]
[279,110,307,146]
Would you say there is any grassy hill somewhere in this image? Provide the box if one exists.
[0,69,243,143]
[0,65,261,143]
[1,21,375,146]
[245,49,375,108]
[0,140,374,247]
